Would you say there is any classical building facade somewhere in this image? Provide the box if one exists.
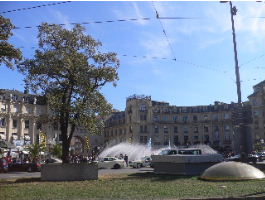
[104,95,243,152]
[248,81,265,145]
[0,89,103,154]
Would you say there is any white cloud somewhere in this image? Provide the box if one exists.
[49,9,71,30]
[112,2,149,26]
[197,37,225,50]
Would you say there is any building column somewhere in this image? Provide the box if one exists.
[18,118,24,140]
[30,119,36,144]
[6,114,12,142]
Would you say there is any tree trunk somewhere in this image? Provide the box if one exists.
[61,117,70,163]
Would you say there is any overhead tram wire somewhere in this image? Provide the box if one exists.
[13,18,152,29]
[0,1,72,14]
[151,2,178,62]
[12,15,200,30]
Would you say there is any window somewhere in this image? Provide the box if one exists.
[204,126,209,132]
[224,125,230,131]
[153,115,159,122]
[173,135,179,146]
[173,116,178,122]
[164,126,168,134]
[140,115,147,121]
[13,105,18,113]
[194,135,199,141]
[154,126,159,133]
[140,125,147,133]
[203,115,208,120]
[53,122,59,130]
[163,116,168,121]
[254,111,259,117]
[140,136,147,144]
[25,106,32,114]
[13,119,17,128]
[0,118,6,127]
[193,115,198,122]
[25,120,29,129]
[140,104,147,111]
[224,133,231,141]
[204,135,209,144]
[184,136,189,144]
[194,127,198,133]
[37,122,42,130]
[174,126,178,133]
[224,113,230,119]
[12,95,18,101]
[164,135,169,145]
[140,125,143,133]
[183,116,188,123]
[213,114,218,120]
[183,126,189,134]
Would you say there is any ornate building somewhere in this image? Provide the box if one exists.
[0,89,103,155]
[104,94,253,153]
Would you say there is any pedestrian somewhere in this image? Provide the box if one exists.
[119,153,124,159]
[124,154,128,167]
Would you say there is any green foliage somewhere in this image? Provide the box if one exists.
[18,23,119,162]
[27,143,46,162]
[0,16,22,68]
[50,144,62,159]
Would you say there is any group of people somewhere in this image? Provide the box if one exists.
[119,153,129,167]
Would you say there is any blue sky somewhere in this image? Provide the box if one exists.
[0,1,264,110]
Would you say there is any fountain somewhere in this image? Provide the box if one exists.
[99,142,155,161]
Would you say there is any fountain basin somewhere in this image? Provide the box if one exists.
[151,153,223,175]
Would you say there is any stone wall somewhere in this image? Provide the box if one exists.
[41,163,98,181]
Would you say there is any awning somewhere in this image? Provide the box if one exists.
[0,140,15,149]
[22,150,29,154]
[0,134,6,140]
[12,135,18,140]
[24,135,30,141]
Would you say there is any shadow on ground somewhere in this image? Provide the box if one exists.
[126,172,196,182]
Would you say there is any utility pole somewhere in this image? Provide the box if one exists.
[221,1,248,157]
[229,1,241,104]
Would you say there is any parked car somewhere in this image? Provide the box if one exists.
[44,157,62,164]
[0,158,8,172]
[8,161,42,172]
[256,152,265,161]
[130,156,151,168]
[97,157,125,169]
[226,154,259,163]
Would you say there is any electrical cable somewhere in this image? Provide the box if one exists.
[151,2,177,61]
[0,1,71,14]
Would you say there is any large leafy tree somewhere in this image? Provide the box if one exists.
[18,23,119,163]
[0,15,22,68]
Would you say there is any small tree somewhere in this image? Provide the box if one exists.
[27,143,46,163]
[0,16,22,68]
[18,23,119,163]
[51,144,62,159]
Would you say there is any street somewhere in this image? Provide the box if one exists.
[0,167,153,180]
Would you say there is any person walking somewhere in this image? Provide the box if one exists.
[124,154,128,167]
